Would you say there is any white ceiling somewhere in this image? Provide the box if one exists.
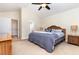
[0,3,79,18]
[0,3,28,11]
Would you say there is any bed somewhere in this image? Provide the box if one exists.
[28,25,66,53]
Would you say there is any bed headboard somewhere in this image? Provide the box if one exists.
[47,25,63,29]
[47,25,66,40]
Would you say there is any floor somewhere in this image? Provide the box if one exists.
[12,40,79,55]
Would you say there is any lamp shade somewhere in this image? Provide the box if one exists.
[71,25,78,32]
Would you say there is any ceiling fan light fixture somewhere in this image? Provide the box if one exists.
[41,4,47,8]
[32,3,51,10]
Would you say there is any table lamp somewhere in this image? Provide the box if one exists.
[71,25,78,32]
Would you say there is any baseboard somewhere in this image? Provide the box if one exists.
[20,39,28,40]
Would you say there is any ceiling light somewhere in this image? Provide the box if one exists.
[41,4,47,8]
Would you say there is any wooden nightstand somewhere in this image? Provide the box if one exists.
[68,33,79,45]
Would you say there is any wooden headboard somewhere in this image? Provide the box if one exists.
[47,25,66,40]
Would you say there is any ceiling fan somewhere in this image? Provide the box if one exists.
[32,3,51,10]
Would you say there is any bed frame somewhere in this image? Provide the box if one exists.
[47,25,66,41]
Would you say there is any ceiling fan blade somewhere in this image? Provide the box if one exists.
[32,3,51,5]
[46,3,51,4]
[45,5,50,10]
[38,6,42,10]
[32,3,43,5]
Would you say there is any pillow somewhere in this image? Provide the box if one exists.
[45,29,52,32]
[51,29,63,32]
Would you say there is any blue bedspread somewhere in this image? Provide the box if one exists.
[28,31,64,53]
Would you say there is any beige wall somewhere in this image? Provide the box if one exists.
[41,8,79,33]
[0,11,20,20]
[0,11,20,38]
[21,8,40,39]
[0,10,41,39]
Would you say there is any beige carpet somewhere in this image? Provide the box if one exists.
[12,40,79,55]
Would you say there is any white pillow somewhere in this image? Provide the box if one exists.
[52,29,62,32]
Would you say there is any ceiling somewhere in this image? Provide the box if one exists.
[30,3,79,18]
[0,3,28,11]
[0,3,79,18]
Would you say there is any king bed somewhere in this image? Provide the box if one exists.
[28,25,66,53]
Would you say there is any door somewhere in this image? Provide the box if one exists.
[11,19,18,39]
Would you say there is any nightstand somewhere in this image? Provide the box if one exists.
[68,32,79,45]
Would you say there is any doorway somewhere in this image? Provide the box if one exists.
[11,19,18,39]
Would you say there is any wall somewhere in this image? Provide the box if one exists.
[0,18,11,34]
[0,11,20,20]
[41,8,79,32]
[0,11,20,38]
[0,10,40,39]
[21,8,40,39]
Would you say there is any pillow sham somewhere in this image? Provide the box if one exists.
[45,29,52,32]
[51,29,63,32]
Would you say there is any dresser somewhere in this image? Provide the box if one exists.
[68,32,79,45]
[0,39,12,55]
[0,34,12,55]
